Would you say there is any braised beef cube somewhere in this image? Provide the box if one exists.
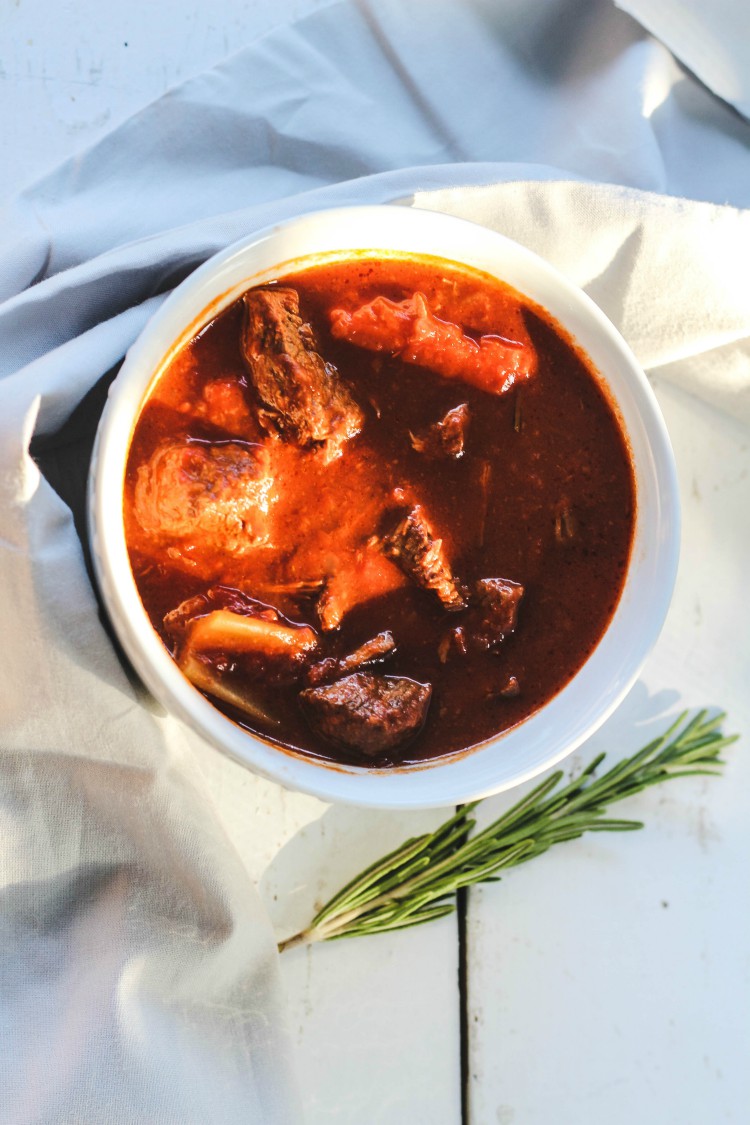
[299,672,431,758]
[306,631,396,686]
[470,578,524,650]
[133,440,274,554]
[382,505,466,610]
[410,403,470,460]
[242,287,363,457]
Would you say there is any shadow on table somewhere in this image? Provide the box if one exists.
[257,676,719,946]
[258,799,446,945]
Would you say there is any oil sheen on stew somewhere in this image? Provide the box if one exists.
[124,255,635,767]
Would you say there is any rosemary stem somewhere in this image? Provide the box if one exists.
[277,930,315,954]
[276,712,736,953]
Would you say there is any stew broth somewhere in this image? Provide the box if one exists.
[124,255,635,766]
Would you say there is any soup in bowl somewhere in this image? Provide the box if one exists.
[89,206,679,808]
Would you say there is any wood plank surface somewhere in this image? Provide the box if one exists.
[465,381,750,1124]
[0,0,333,207]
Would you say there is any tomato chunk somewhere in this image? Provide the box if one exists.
[330,292,534,394]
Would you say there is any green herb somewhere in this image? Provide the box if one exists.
[278,710,736,952]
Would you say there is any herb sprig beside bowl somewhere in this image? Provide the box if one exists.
[279,710,736,952]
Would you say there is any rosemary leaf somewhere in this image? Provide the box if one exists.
[278,711,737,952]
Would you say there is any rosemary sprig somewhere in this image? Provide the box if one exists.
[278,711,736,952]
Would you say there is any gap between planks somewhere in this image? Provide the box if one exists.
[457,877,470,1122]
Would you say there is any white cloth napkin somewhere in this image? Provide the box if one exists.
[615,0,750,119]
[1,0,749,1120]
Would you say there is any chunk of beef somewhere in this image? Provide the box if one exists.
[330,292,534,395]
[410,403,470,460]
[300,672,431,758]
[242,287,363,457]
[382,505,466,610]
[438,578,524,660]
[133,440,273,554]
[468,578,524,650]
[306,631,396,687]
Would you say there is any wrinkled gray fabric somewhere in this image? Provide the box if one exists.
[0,0,748,1120]
[615,0,750,119]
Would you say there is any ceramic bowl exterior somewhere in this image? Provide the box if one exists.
[89,205,680,808]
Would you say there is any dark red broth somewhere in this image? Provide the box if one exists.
[124,255,635,766]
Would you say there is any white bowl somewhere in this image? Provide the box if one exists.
[88,205,679,809]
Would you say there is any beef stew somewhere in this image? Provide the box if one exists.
[124,254,635,767]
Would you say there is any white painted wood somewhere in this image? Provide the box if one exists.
[465,381,750,1124]
[0,0,334,206]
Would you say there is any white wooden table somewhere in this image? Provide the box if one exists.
[2,3,748,1121]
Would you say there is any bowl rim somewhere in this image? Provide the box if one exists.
[88,203,680,809]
